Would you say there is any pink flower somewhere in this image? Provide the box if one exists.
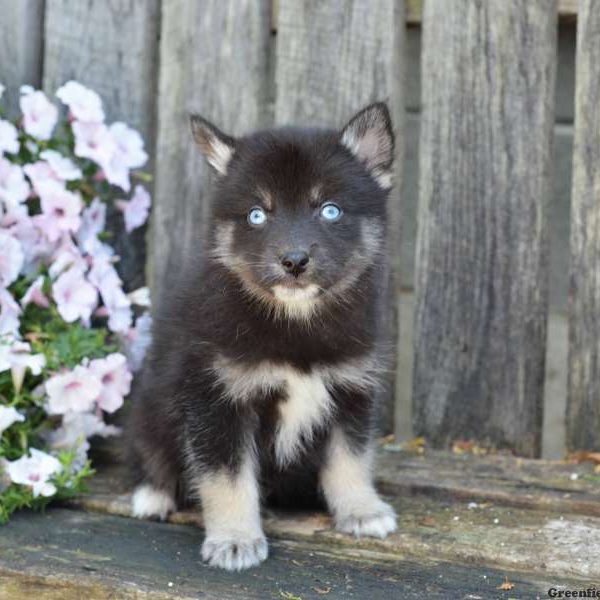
[72,121,113,164]
[48,411,120,452]
[6,448,62,497]
[119,311,152,372]
[0,231,24,286]
[21,275,49,308]
[0,120,19,155]
[48,235,86,278]
[56,81,105,123]
[77,197,106,254]
[45,364,102,415]
[88,258,132,332]
[35,179,82,243]
[116,185,151,233]
[108,122,148,169]
[20,89,58,140]
[0,157,30,212]
[89,353,132,413]
[52,266,98,324]
[39,150,82,181]
[11,216,56,275]
[0,288,21,337]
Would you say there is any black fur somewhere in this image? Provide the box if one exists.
[128,103,395,509]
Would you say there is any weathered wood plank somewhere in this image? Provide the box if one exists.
[275,0,405,433]
[567,0,600,451]
[42,0,161,289]
[0,0,45,117]
[413,0,557,457]
[405,0,578,24]
[150,0,271,300]
[67,450,600,581]
[6,509,587,600]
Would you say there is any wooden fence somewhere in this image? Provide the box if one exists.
[0,0,598,457]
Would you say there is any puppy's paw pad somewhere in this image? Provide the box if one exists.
[131,484,175,521]
[201,535,268,571]
[336,502,397,539]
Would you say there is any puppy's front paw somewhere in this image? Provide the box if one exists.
[201,534,268,571]
[335,500,397,539]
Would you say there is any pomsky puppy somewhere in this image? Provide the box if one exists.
[128,102,397,571]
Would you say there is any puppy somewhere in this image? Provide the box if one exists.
[128,103,397,571]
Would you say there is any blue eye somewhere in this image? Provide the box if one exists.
[320,202,342,222]
[248,207,267,226]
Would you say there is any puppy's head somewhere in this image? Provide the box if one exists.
[191,103,394,320]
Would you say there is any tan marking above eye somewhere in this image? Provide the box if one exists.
[255,187,273,211]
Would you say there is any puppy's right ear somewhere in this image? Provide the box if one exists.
[190,115,236,176]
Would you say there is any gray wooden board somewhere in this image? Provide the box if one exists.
[0,0,44,117]
[567,0,600,451]
[42,0,161,289]
[275,0,406,432]
[0,508,590,599]
[150,0,271,301]
[413,0,557,456]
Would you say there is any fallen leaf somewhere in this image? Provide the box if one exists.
[496,577,515,591]
[313,586,331,595]
[418,516,436,527]
[568,451,600,465]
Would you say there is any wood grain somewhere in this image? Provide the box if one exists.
[0,0,45,117]
[275,0,405,432]
[413,0,557,457]
[42,0,161,290]
[567,0,600,451]
[150,0,272,299]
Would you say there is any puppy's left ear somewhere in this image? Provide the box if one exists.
[340,102,395,189]
[190,114,236,176]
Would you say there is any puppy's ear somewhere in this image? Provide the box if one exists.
[190,115,236,175]
[340,102,395,189]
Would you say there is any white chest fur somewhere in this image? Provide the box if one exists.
[209,354,379,466]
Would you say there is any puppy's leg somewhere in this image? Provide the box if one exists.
[184,393,266,571]
[194,452,267,571]
[321,426,397,538]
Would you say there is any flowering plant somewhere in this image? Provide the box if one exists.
[0,81,152,523]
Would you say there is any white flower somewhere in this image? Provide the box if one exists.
[6,448,62,497]
[20,89,58,140]
[0,287,22,337]
[127,287,151,307]
[0,157,30,212]
[48,235,86,279]
[89,353,132,413]
[48,411,120,452]
[52,266,98,324]
[116,185,151,232]
[56,81,105,123]
[39,150,82,181]
[0,406,25,435]
[45,365,102,415]
[0,120,19,155]
[0,339,45,392]
[0,231,24,286]
[0,83,5,100]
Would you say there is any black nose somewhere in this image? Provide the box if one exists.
[281,250,310,276]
